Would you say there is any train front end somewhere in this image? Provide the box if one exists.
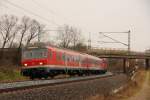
[21,47,49,79]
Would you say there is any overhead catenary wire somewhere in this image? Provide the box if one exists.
[99,30,131,55]
[98,41,121,44]
[102,34,128,46]
[31,0,57,15]
[4,0,61,26]
[31,0,71,24]
[1,3,32,18]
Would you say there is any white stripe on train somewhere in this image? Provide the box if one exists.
[22,64,106,70]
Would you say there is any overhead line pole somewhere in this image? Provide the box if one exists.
[128,30,131,55]
[88,33,91,49]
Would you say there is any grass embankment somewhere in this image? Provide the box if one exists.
[148,70,150,85]
[0,67,27,83]
[89,69,146,100]
[107,69,146,100]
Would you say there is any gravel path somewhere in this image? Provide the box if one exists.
[128,71,150,100]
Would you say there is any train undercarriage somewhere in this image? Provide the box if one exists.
[21,67,107,80]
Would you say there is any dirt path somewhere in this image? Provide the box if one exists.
[128,71,150,100]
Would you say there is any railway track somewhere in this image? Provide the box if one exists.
[0,72,113,94]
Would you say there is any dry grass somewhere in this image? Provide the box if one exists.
[88,94,105,100]
[0,66,27,83]
[107,70,146,100]
[88,70,146,100]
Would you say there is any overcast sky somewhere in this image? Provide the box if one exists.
[0,0,150,51]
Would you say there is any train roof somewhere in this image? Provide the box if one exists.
[24,46,102,60]
[47,46,84,55]
[46,46,101,60]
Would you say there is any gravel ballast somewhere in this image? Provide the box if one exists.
[0,74,128,100]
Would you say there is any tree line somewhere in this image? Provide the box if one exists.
[0,14,87,52]
[0,15,45,49]
[57,25,87,51]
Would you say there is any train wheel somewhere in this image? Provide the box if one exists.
[78,70,83,76]
[44,75,48,79]
[30,72,36,80]
[30,75,34,80]
[50,75,54,78]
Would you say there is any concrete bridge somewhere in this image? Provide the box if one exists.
[98,54,150,73]
[98,54,150,59]
[96,54,150,73]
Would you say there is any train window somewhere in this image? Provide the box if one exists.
[70,56,72,62]
[74,56,77,62]
[23,51,32,58]
[56,52,61,61]
[22,49,47,59]
[62,53,65,61]
[78,57,80,62]
[59,54,61,60]
[72,56,74,62]
[71,56,73,61]
[67,55,70,62]
[49,51,52,58]
[78,56,80,63]
[81,58,84,64]
[73,57,75,62]
[76,57,79,63]
[56,52,59,60]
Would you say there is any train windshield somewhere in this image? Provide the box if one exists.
[22,48,47,59]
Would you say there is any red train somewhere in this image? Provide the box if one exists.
[21,46,107,79]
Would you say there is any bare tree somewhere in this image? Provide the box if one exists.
[57,25,83,48]
[0,15,46,50]
[57,25,71,48]
[25,20,45,47]
[0,15,19,49]
[18,16,31,49]
[9,25,20,48]
[70,27,82,47]
[16,16,46,48]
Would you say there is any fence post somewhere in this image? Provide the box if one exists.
[123,58,126,73]
[145,59,149,70]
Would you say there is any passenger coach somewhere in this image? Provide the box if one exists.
[21,46,107,79]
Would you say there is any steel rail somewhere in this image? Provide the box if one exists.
[0,72,113,93]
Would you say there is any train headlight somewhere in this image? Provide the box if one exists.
[39,62,43,65]
[24,64,27,66]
